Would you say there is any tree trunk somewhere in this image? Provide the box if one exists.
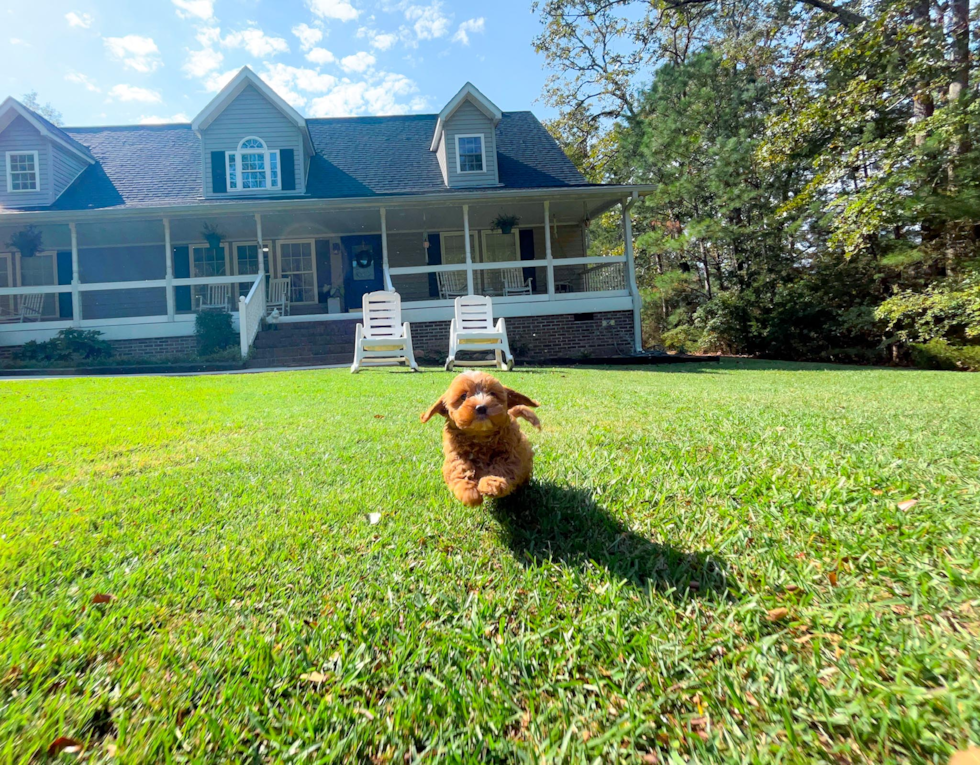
[945,0,972,275]
[699,240,713,300]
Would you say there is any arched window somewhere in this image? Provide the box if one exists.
[226,136,280,191]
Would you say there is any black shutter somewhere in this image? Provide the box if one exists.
[280,149,296,191]
[211,151,227,193]
[427,233,442,298]
[519,229,536,292]
[174,246,191,311]
[56,251,73,318]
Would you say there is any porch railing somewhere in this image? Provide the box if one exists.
[238,273,266,359]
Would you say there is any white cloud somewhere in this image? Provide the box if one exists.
[307,0,359,22]
[306,47,336,65]
[221,27,289,57]
[292,23,322,51]
[452,17,484,45]
[308,71,425,117]
[260,63,338,108]
[357,27,398,51]
[196,26,221,47]
[404,2,450,41]
[340,51,375,73]
[183,47,224,77]
[65,72,100,92]
[203,68,239,92]
[139,112,190,124]
[108,84,163,103]
[9,38,30,47]
[104,35,162,73]
[65,12,94,29]
[172,0,214,21]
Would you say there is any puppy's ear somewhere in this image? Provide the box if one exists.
[504,387,538,409]
[420,396,448,423]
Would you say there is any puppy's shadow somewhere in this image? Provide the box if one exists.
[492,482,731,599]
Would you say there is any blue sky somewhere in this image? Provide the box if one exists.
[4,0,557,126]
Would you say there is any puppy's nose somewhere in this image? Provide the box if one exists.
[475,404,488,415]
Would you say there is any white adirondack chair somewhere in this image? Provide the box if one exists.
[350,291,419,373]
[436,270,468,300]
[445,295,515,372]
[266,277,291,317]
[195,283,231,312]
[502,268,533,297]
[0,293,44,323]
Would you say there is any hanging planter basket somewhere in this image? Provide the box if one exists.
[8,225,43,258]
[202,223,224,250]
[491,214,520,236]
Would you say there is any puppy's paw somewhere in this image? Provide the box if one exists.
[478,475,511,497]
[453,484,483,506]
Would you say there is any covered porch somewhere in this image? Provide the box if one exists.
[0,188,643,359]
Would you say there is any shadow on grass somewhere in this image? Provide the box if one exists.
[491,481,731,598]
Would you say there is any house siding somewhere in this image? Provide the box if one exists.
[0,116,52,207]
[201,84,305,196]
[50,143,88,199]
[443,101,499,188]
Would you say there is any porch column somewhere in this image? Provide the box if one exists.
[69,222,81,325]
[544,201,555,298]
[164,218,175,321]
[622,196,643,353]
[254,213,265,276]
[462,204,474,294]
[379,207,393,290]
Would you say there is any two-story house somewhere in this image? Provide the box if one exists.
[0,67,649,365]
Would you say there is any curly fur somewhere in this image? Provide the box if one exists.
[421,371,541,506]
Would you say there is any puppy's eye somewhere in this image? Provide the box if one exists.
[458,393,467,402]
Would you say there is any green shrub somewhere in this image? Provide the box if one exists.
[876,273,980,344]
[13,329,113,363]
[195,311,237,356]
[910,340,980,372]
[661,324,703,353]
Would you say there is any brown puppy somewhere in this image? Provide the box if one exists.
[421,371,541,506]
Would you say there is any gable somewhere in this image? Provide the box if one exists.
[0,115,50,208]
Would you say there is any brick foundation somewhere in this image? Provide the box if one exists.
[410,310,635,361]
[0,335,196,362]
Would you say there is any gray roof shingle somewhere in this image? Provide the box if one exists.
[35,110,588,212]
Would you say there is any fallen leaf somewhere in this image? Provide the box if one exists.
[766,607,790,622]
[641,753,659,763]
[744,691,760,708]
[950,749,980,765]
[300,671,327,683]
[106,743,118,757]
[689,716,708,729]
[581,730,591,743]
[828,571,839,587]
[355,708,375,720]
[48,737,83,756]
[785,584,800,593]
[91,594,114,604]
[897,499,919,512]
[373,414,384,419]
[776,426,786,432]
[871,489,884,496]
[366,513,381,525]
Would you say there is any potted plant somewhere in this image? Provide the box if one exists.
[8,225,43,258]
[491,214,520,235]
[202,223,224,249]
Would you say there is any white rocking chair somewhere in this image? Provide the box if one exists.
[195,283,231,312]
[445,295,515,372]
[350,291,419,373]
[502,268,533,297]
[436,270,468,300]
[266,277,291,317]
[0,293,44,323]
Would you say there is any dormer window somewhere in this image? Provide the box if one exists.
[456,135,485,173]
[5,151,39,192]
[227,137,280,191]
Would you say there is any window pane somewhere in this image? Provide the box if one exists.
[483,233,517,263]
[457,137,483,172]
[270,152,279,188]
[9,153,38,191]
[242,152,267,189]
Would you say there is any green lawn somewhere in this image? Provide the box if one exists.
[1,361,979,763]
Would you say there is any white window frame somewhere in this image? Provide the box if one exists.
[5,150,40,193]
[480,230,522,264]
[455,134,486,175]
[440,230,480,265]
[226,137,281,192]
[276,239,318,305]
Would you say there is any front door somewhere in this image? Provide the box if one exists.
[341,235,383,311]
